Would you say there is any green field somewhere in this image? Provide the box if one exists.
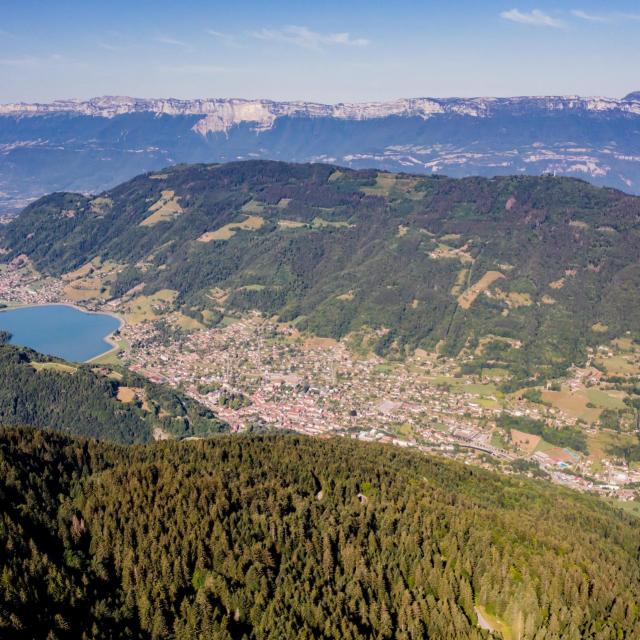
[31,361,78,374]
[585,388,627,410]
[606,498,640,518]
[586,430,639,462]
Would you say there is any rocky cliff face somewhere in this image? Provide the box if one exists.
[1,93,640,214]
[2,94,639,134]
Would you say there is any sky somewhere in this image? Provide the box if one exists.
[1,0,639,103]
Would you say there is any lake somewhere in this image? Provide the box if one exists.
[0,304,122,362]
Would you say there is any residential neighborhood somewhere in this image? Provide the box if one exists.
[2,256,640,505]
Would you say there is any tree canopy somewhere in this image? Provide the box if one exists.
[1,426,639,639]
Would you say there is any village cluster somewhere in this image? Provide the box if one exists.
[117,310,640,501]
[1,257,639,503]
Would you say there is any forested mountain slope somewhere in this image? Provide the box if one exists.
[0,338,226,443]
[1,426,639,639]
[3,161,640,385]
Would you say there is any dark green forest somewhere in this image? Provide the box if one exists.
[2,426,640,639]
[0,342,226,443]
[3,161,640,387]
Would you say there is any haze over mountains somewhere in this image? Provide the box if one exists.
[2,92,640,215]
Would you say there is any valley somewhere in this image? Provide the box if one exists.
[2,246,639,503]
[6,4,640,638]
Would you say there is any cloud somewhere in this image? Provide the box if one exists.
[98,41,121,52]
[154,35,191,50]
[97,31,140,53]
[251,25,370,49]
[500,9,564,28]
[205,29,239,46]
[0,55,39,67]
[571,10,611,23]
[571,9,640,23]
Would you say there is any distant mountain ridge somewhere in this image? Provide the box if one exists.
[1,92,640,215]
[3,94,640,134]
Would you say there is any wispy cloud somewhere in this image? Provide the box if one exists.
[571,10,611,23]
[251,25,370,49]
[154,35,191,50]
[0,55,39,67]
[98,41,121,52]
[500,9,564,28]
[205,29,239,46]
[572,10,640,23]
[97,31,140,53]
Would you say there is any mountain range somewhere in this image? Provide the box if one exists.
[3,160,639,388]
[1,92,640,215]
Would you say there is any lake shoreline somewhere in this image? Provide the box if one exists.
[0,302,125,363]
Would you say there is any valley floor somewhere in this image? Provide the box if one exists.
[2,255,639,506]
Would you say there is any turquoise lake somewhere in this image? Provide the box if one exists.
[0,304,121,362]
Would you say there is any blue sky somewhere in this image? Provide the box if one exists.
[1,1,639,102]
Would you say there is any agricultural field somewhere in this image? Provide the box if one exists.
[596,338,640,376]
[61,257,122,303]
[607,498,640,518]
[173,312,206,330]
[140,190,183,226]
[360,172,399,196]
[450,268,469,295]
[429,240,474,264]
[541,385,626,423]
[278,219,306,229]
[120,289,178,323]
[240,199,265,214]
[116,386,139,403]
[586,430,640,463]
[31,361,78,374]
[198,214,264,242]
[360,172,423,199]
[311,216,353,228]
[458,271,504,309]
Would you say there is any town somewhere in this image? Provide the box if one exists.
[1,255,640,509]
